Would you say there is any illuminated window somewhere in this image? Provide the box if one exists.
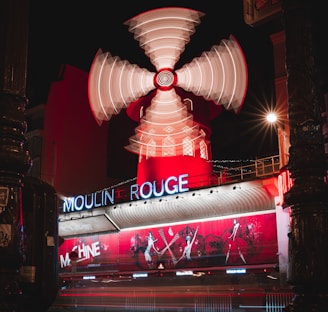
[200,140,208,160]
[183,137,194,156]
[163,136,175,156]
[163,125,174,134]
[147,139,156,159]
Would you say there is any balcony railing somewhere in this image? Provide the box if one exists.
[77,155,282,207]
[214,155,281,186]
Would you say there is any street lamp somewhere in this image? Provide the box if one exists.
[265,111,290,169]
[266,112,278,124]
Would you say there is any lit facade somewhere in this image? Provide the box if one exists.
[24,4,299,310]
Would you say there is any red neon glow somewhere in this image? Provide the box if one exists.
[58,212,277,274]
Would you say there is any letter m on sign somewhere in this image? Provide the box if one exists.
[63,198,74,213]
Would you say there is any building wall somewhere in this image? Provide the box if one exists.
[41,65,118,195]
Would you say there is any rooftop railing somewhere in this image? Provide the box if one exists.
[213,154,281,186]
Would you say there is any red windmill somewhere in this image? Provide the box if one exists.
[88,7,248,190]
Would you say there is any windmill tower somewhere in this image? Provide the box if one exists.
[88,7,248,189]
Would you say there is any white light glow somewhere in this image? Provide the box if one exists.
[176,35,248,113]
[133,272,148,278]
[125,7,204,71]
[176,270,193,276]
[83,275,96,280]
[266,112,278,123]
[88,50,155,124]
[226,268,246,274]
[88,7,248,159]
[125,88,206,156]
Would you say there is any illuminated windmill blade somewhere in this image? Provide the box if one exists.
[125,7,204,71]
[88,49,156,125]
[175,35,248,113]
[126,88,206,156]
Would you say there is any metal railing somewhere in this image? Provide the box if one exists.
[214,155,281,186]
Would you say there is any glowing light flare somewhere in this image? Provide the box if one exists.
[88,49,155,124]
[175,35,248,113]
[125,7,204,71]
[266,112,278,123]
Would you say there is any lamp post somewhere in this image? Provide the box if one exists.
[265,111,290,169]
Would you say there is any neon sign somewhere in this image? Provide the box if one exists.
[130,174,189,200]
[277,169,293,206]
[62,174,189,213]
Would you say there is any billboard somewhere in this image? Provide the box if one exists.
[58,211,278,274]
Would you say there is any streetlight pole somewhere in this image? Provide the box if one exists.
[265,111,290,169]
[282,0,328,310]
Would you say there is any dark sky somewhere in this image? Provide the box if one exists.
[27,0,279,165]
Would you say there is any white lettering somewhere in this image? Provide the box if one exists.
[102,189,115,206]
[74,195,84,211]
[63,174,189,213]
[165,176,178,195]
[153,180,165,197]
[130,184,139,201]
[94,192,102,207]
[140,181,152,199]
[60,241,102,268]
[178,173,189,192]
[130,174,189,200]
[63,198,74,213]
[60,252,71,268]
[85,194,94,209]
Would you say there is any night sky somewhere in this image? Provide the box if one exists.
[26,0,280,169]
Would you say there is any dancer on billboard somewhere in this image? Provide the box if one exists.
[177,226,199,263]
[225,219,246,264]
[144,231,159,268]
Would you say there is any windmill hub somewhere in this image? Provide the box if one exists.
[154,69,177,91]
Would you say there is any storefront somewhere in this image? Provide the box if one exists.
[58,175,290,279]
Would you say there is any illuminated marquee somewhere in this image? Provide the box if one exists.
[62,173,189,213]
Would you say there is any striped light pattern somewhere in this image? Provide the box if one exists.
[88,7,248,156]
[175,35,248,113]
[88,50,155,125]
[127,88,205,155]
[124,7,203,71]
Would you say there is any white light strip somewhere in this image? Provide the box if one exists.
[176,270,193,276]
[120,209,276,232]
[226,268,246,274]
[133,273,148,278]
